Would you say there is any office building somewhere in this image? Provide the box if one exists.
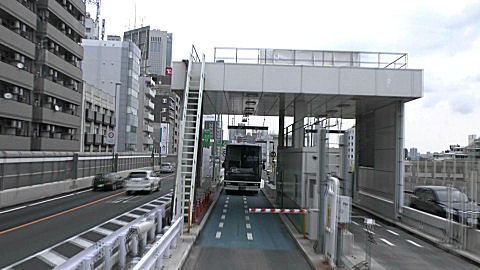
[0,0,86,151]
[84,13,98,40]
[138,76,155,152]
[80,83,115,152]
[81,39,141,152]
[123,26,172,76]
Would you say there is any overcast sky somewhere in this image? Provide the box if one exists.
[88,0,480,153]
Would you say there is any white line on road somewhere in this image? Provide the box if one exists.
[244,205,248,209]
[224,204,228,208]
[223,209,227,213]
[38,251,66,266]
[74,189,92,195]
[216,231,222,239]
[247,232,253,241]
[0,205,26,215]
[28,193,76,206]
[387,230,399,236]
[406,239,423,247]
[352,221,359,226]
[363,228,375,235]
[380,238,395,246]
[221,214,226,220]
[246,223,251,229]
[245,216,250,221]
[245,210,248,214]
[93,227,114,236]
[219,222,224,228]
[70,237,94,249]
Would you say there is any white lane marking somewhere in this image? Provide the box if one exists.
[387,229,399,236]
[219,222,224,228]
[221,214,226,220]
[406,240,423,247]
[0,205,26,215]
[74,189,92,195]
[70,237,94,249]
[216,231,222,239]
[227,196,230,199]
[38,251,66,266]
[246,223,251,229]
[352,221,359,226]
[124,213,141,219]
[110,219,129,226]
[380,238,395,246]
[363,228,375,235]
[247,232,253,241]
[224,204,228,208]
[223,209,227,213]
[93,227,114,236]
[245,210,248,214]
[245,216,250,221]
[29,193,75,206]
[244,205,248,209]
[375,223,382,227]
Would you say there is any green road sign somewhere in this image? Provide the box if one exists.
[202,130,210,147]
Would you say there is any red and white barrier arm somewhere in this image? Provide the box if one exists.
[249,208,306,214]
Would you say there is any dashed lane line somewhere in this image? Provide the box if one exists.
[223,209,227,213]
[219,222,224,228]
[221,214,226,220]
[406,239,423,247]
[245,216,250,221]
[352,221,359,226]
[69,237,94,249]
[387,229,399,236]
[38,250,66,266]
[247,232,253,241]
[216,231,222,239]
[246,223,251,229]
[380,238,395,247]
[363,228,375,235]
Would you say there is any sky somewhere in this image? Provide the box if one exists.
[87,0,480,153]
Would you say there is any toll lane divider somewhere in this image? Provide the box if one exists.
[249,208,307,239]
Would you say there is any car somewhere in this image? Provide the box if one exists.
[160,163,175,173]
[92,173,124,191]
[409,185,480,226]
[124,170,160,195]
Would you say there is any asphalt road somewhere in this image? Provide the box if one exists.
[0,173,175,269]
[183,191,312,270]
[350,207,479,270]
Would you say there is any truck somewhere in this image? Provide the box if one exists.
[223,143,262,194]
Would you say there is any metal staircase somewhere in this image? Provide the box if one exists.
[174,53,205,223]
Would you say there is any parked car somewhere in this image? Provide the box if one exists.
[160,163,175,173]
[124,170,160,195]
[92,173,124,191]
[409,185,480,226]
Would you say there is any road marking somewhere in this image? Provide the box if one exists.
[29,193,75,206]
[245,216,250,221]
[245,210,248,214]
[0,205,26,215]
[219,222,224,228]
[387,229,399,236]
[227,196,230,199]
[247,232,253,241]
[406,240,423,247]
[380,238,395,246]
[352,221,359,226]
[223,209,227,213]
[93,227,113,236]
[221,214,226,220]
[0,191,124,235]
[110,219,129,226]
[70,237,94,249]
[74,189,92,195]
[363,228,375,235]
[244,205,248,209]
[224,204,228,208]
[216,231,222,239]
[246,223,251,229]
[39,251,66,266]
[124,213,141,219]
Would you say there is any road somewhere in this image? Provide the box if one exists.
[350,207,479,270]
[183,191,312,270]
[0,173,175,269]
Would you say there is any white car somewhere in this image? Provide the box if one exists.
[125,170,160,195]
[160,163,175,173]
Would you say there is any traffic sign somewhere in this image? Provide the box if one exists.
[106,131,115,145]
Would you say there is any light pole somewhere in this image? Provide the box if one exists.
[112,82,121,172]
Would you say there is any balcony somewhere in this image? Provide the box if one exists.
[146,88,155,98]
[144,136,153,145]
[70,0,86,15]
[35,78,82,104]
[31,136,80,151]
[0,98,32,122]
[84,133,94,145]
[37,49,82,81]
[85,109,94,122]
[0,134,31,151]
[144,111,154,121]
[94,134,103,145]
[0,61,34,90]
[110,116,116,127]
[37,0,85,38]
[145,125,154,133]
[103,115,111,126]
[145,100,155,110]
[0,1,37,29]
[0,25,35,59]
[94,111,103,124]
[33,107,80,128]
[37,21,83,59]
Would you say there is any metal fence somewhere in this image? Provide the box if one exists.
[214,47,408,69]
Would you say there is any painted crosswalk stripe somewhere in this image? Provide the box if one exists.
[223,209,227,213]
[219,222,224,228]
[387,229,399,236]
[247,232,253,241]
[70,237,94,249]
[93,227,114,236]
[406,240,423,247]
[380,238,395,246]
[352,221,359,226]
[110,219,129,226]
[39,251,66,266]
[221,214,226,220]
[216,231,222,239]
[246,223,251,229]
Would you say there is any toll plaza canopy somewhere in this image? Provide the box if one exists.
[171,47,423,221]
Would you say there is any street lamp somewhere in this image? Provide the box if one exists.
[112,82,121,172]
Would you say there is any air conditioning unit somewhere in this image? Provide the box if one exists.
[72,81,78,90]
[44,10,50,19]
[68,104,75,110]
[60,23,66,31]
[55,44,59,52]
[16,121,22,128]
[68,4,72,10]
[47,96,53,103]
[12,20,21,30]
[21,24,27,32]
[9,120,18,128]
[12,86,20,94]
[49,69,54,76]
[62,0,67,6]
[49,41,55,50]
[68,128,74,135]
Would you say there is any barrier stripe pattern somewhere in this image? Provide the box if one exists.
[249,208,306,213]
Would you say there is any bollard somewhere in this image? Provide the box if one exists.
[131,235,139,256]
[118,234,127,269]
[156,209,163,233]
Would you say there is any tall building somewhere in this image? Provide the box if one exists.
[80,83,115,152]
[468,134,477,146]
[138,76,155,152]
[81,39,141,152]
[0,0,86,151]
[123,26,172,76]
[84,13,99,40]
[409,148,419,160]
[346,126,355,170]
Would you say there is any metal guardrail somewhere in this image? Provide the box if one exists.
[214,47,408,69]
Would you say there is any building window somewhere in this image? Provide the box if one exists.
[161,108,167,113]
[162,98,167,104]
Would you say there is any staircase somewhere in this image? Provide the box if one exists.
[174,53,205,223]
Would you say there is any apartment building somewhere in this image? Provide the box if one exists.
[0,0,86,151]
[138,76,155,152]
[80,83,115,152]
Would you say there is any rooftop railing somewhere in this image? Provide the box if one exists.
[214,47,408,69]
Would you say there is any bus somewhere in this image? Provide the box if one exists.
[223,144,262,194]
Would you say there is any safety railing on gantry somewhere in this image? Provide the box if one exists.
[214,47,408,69]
